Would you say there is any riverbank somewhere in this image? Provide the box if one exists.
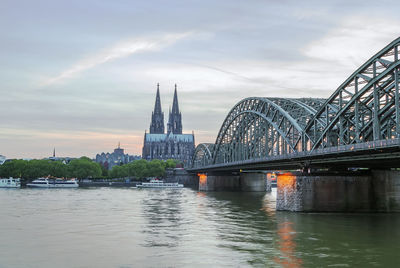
[78,181,139,187]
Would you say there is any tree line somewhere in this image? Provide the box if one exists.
[0,157,179,180]
[0,157,102,179]
[108,159,179,179]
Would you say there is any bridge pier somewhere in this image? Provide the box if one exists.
[198,173,240,191]
[370,170,400,211]
[240,171,269,192]
[277,170,400,212]
[197,171,270,192]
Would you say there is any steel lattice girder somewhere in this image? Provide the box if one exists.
[192,37,400,168]
[304,37,400,150]
[211,97,324,165]
[192,143,214,168]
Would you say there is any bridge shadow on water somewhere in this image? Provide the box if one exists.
[201,190,400,267]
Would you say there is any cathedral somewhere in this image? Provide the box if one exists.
[142,84,195,166]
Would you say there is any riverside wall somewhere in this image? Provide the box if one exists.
[78,181,139,187]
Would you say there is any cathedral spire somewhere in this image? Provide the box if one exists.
[171,84,180,114]
[172,84,179,114]
[149,83,165,134]
[154,83,162,114]
[168,84,182,134]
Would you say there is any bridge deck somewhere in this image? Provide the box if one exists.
[189,138,400,172]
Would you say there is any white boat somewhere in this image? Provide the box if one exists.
[137,179,183,188]
[27,177,79,188]
[0,177,21,188]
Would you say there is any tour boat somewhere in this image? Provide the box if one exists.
[0,177,21,188]
[137,179,184,188]
[27,177,79,188]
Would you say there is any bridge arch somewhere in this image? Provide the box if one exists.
[304,37,400,150]
[192,143,214,169]
[211,97,324,165]
[191,37,400,168]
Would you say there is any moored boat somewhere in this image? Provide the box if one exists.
[0,177,21,188]
[137,179,183,188]
[27,177,79,188]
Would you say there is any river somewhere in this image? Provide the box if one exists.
[0,187,399,267]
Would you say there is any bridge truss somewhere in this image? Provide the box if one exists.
[192,37,400,170]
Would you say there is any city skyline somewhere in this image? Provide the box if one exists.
[1,0,400,158]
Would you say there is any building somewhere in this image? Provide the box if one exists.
[142,84,195,166]
[45,148,74,164]
[96,143,141,170]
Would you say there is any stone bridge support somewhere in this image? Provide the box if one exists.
[165,168,198,188]
[198,173,240,191]
[197,171,273,192]
[240,171,270,192]
[277,170,400,212]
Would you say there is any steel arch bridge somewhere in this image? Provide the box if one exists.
[191,37,400,171]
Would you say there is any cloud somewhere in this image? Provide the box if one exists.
[302,16,400,69]
[164,15,400,101]
[5,7,400,159]
[40,32,193,86]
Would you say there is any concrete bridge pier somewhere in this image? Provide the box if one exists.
[240,171,270,192]
[198,173,240,191]
[276,170,400,212]
[197,171,271,192]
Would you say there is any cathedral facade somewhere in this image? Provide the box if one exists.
[142,84,195,166]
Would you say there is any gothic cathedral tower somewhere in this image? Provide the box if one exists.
[167,84,183,134]
[149,83,165,134]
[143,83,194,166]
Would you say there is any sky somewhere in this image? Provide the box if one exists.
[1,0,400,159]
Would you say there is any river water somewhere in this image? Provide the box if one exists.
[0,187,399,268]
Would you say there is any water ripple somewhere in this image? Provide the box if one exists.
[0,188,399,267]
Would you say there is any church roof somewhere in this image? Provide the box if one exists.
[145,133,194,143]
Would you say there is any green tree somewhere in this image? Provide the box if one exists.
[165,159,179,168]
[106,158,181,180]
[49,161,68,178]
[0,158,105,180]
[0,160,28,178]
[67,157,102,179]
[100,164,109,178]
[147,159,165,178]
[129,159,149,179]
[110,165,128,178]
[24,160,51,179]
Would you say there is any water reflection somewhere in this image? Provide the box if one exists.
[137,189,400,267]
[203,191,280,266]
[140,189,184,248]
[199,189,400,267]
[274,221,302,268]
[196,191,206,198]
[261,189,277,217]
